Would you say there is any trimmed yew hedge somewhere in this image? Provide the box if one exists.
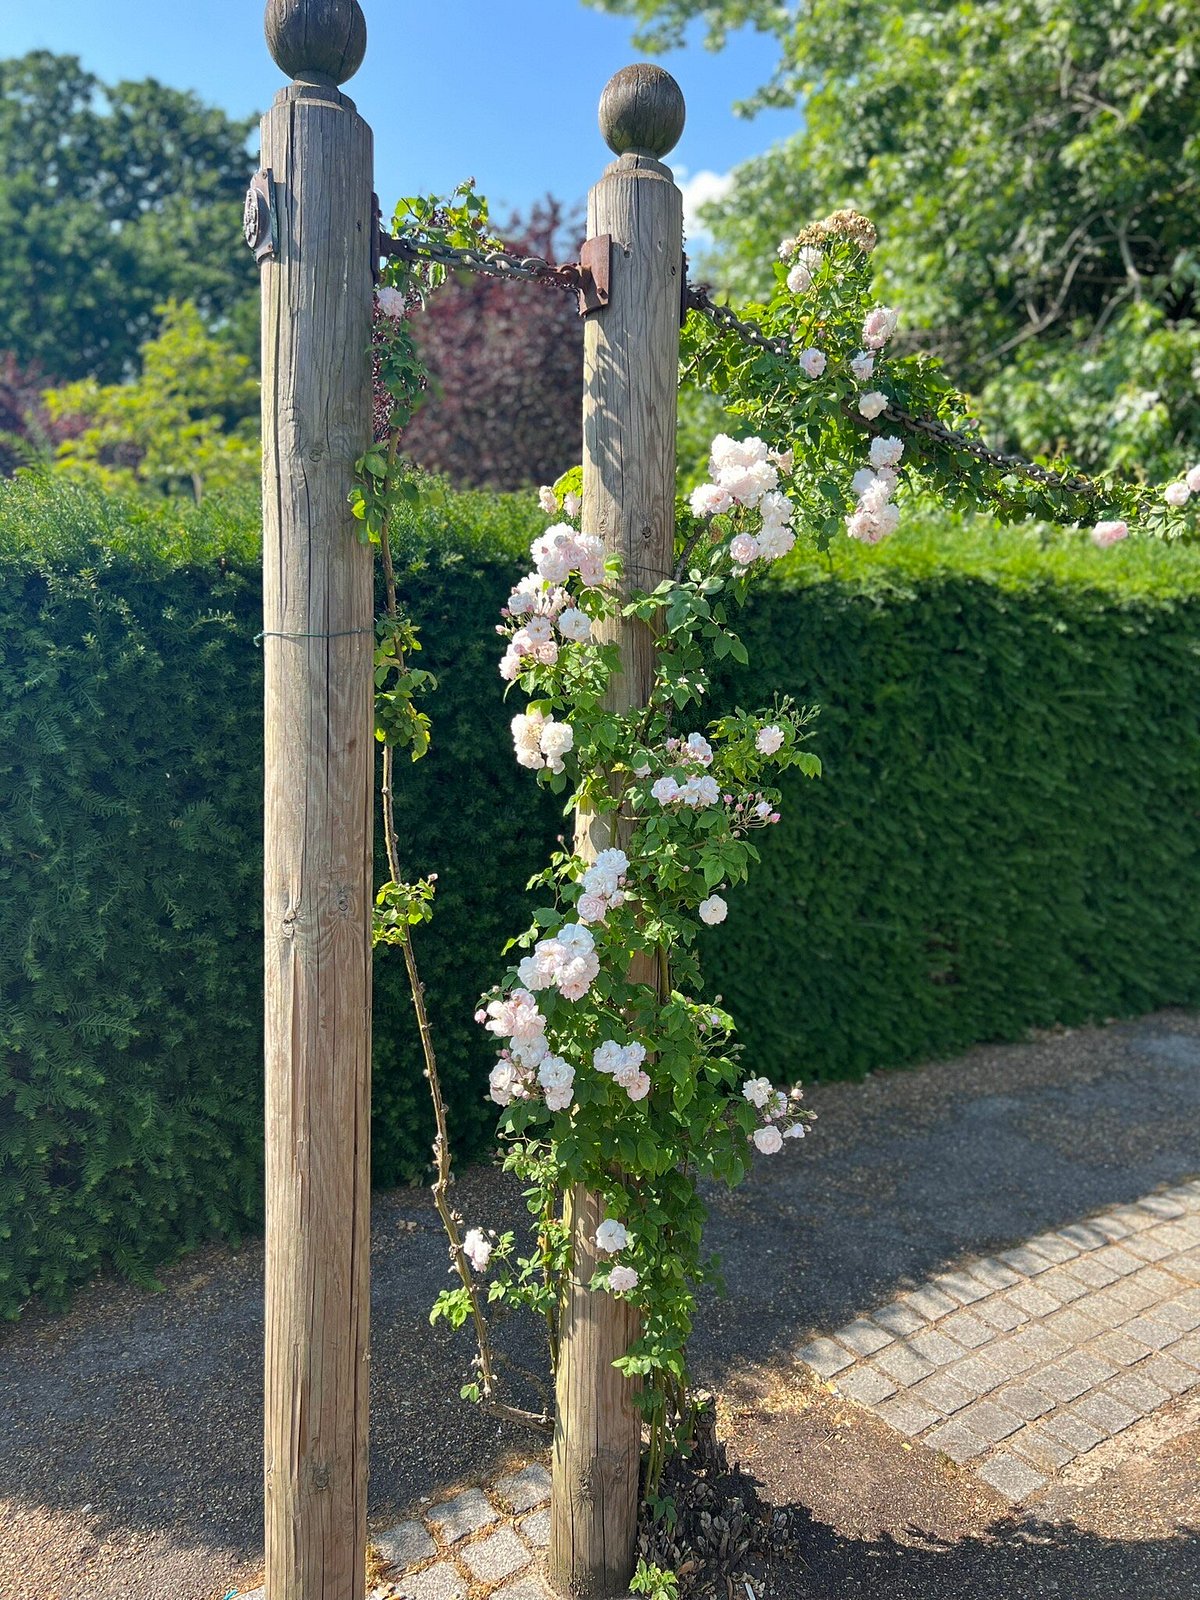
[3,475,1198,1316]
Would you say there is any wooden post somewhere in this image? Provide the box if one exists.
[257,3,374,1598]
[548,64,686,1600]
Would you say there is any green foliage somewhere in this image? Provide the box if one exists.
[0,53,257,384]
[41,300,260,501]
[3,474,1199,1320]
[593,0,1200,474]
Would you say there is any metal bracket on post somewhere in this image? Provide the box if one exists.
[575,233,611,317]
[243,170,275,264]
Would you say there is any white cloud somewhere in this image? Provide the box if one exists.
[676,167,735,248]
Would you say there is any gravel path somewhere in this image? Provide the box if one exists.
[2,1009,1198,1600]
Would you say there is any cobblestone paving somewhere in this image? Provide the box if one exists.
[796,1179,1200,1502]
[238,1463,561,1600]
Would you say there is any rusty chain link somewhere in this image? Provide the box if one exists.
[379,231,581,294]
[684,284,1098,499]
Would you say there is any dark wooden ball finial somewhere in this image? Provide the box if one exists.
[264,0,367,84]
[598,64,686,160]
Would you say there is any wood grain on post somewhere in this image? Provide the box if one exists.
[548,64,686,1600]
[258,4,374,1597]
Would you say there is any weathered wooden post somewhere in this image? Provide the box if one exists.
[548,64,686,1600]
[254,2,375,1596]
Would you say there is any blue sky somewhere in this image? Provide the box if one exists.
[1,0,797,238]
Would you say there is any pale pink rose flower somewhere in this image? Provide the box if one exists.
[576,892,608,924]
[375,286,405,318]
[798,347,827,379]
[1187,465,1200,494]
[462,1228,492,1272]
[869,435,904,469]
[857,390,888,421]
[624,1071,651,1102]
[563,492,582,518]
[753,1125,784,1155]
[862,307,899,349]
[849,350,875,382]
[1091,519,1129,548]
[786,262,813,294]
[537,486,558,514]
[690,482,733,518]
[729,533,760,567]
[608,1265,639,1292]
[756,725,784,755]
[1164,481,1191,508]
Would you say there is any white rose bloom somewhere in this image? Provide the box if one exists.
[786,262,813,294]
[651,775,680,804]
[1165,481,1191,508]
[595,1219,630,1254]
[756,725,784,755]
[698,895,727,925]
[753,1125,784,1155]
[558,607,593,643]
[868,436,904,469]
[858,390,888,421]
[729,533,760,568]
[742,1075,773,1109]
[538,486,558,514]
[539,719,575,774]
[608,1264,639,1292]
[462,1228,493,1272]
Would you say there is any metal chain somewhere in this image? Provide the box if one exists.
[685,286,1097,499]
[379,231,580,294]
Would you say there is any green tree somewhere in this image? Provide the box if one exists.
[591,0,1200,474]
[43,300,259,501]
[0,52,257,383]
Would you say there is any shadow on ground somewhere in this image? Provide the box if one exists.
[2,1010,1198,1599]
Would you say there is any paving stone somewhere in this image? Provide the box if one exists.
[1164,1332,1200,1369]
[1058,1222,1111,1251]
[872,1300,927,1337]
[968,1257,1023,1292]
[1092,1244,1142,1277]
[973,1296,1030,1332]
[940,1311,993,1349]
[1106,1205,1158,1233]
[1122,1232,1173,1263]
[994,1382,1054,1421]
[1085,1214,1132,1243]
[426,1488,499,1544]
[400,1564,467,1600]
[957,1398,1022,1445]
[461,1527,531,1584]
[1045,1307,1106,1345]
[1140,1351,1198,1396]
[1006,1282,1062,1317]
[1157,1299,1200,1333]
[1065,1253,1122,1288]
[1089,1329,1154,1367]
[907,1329,965,1367]
[932,1270,990,1305]
[493,1463,552,1514]
[949,1354,1009,1396]
[1026,1232,1081,1264]
[911,1372,976,1417]
[1122,1314,1183,1351]
[875,1393,942,1437]
[1034,1361,1097,1404]
[519,1509,551,1549]
[986,1339,1039,1379]
[834,1318,894,1357]
[1040,1409,1104,1454]
[1009,1423,1076,1471]
[1070,1391,1139,1438]
[375,1518,437,1569]
[1038,1267,1087,1303]
[977,1451,1046,1503]
[903,1284,960,1321]
[1007,1325,1070,1365]
[1170,1253,1200,1284]
[1105,1369,1171,1415]
[998,1246,1054,1277]
[1102,1276,1161,1314]
[837,1364,898,1405]
[874,1342,936,1384]
[492,1578,554,1600]
[1138,1265,1191,1300]
[1148,1222,1199,1253]
[1137,1195,1187,1221]
[925,1417,988,1464]
[797,1337,854,1378]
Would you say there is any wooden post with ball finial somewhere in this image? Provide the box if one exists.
[548,64,686,1600]
[255,3,375,1597]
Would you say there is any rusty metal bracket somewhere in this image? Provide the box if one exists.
[575,234,611,316]
[243,170,275,264]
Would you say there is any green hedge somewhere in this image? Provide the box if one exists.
[3,476,1199,1318]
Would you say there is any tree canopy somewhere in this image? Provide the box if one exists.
[592,0,1200,475]
[0,52,257,384]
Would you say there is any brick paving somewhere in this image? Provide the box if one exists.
[796,1179,1200,1502]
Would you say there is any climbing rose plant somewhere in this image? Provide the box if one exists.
[357,192,1193,1476]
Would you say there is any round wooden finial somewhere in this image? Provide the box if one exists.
[264,0,367,84]
[598,64,686,159]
